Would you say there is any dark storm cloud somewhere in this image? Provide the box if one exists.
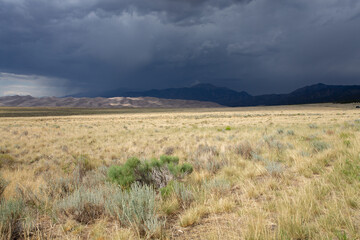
[0,0,360,96]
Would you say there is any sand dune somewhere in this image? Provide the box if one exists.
[0,95,222,108]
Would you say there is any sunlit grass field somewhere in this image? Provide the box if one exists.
[0,104,359,239]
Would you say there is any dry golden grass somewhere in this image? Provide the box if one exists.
[0,103,360,239]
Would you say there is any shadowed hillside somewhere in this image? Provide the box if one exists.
[120,83,360,107]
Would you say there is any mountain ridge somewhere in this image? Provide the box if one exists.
[2,83,360,108]
[0,95,222,108]
[121,83,360,106]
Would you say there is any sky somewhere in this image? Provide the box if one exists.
[1,0,360,97]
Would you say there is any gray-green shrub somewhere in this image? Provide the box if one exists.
[120,183,163,237]
[265,162,284,176]
[160,181,194,207]
[312,140,329,152]
[0,199,25,239]
[286,130,295,136]
[56,183,123,224]
[203,178,231,195]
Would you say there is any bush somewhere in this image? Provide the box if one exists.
[265,162,284,176]
[160,181,194,207]
[160,155,179,165]
[108,156,193,189]
[179,163,193,174]
[0,199,25,239]
[57,187,107,224]
[108,157,143,188]
[56,183,124,224]
[263,136,286,151]
[42,174,77,199]
[57,183,162,237]
[120,183,163,237]
[203,178,231,196]
[311,141,329,153]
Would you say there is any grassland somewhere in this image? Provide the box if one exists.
[0,104,359,239]
[0,107,223,118]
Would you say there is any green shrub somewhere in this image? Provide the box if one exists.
[225,126,231,131]
[167,162,193,177]
[179,163,193,174]
[160,155,179,165]
[108,156,193,189]
[341,159,360,183]
[108,157,144,188]
[160,182,174,198]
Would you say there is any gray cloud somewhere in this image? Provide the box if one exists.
[0,0,360,96]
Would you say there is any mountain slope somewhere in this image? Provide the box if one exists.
[124,83,253,107]
[0,96,222,108]
[123,83,360,106]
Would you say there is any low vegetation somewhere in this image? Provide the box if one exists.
[108,156,193,189]
[0,104,359,239]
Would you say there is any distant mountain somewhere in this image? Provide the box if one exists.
[6,83,359,108]
[123,83,253,107]
[123,83,360,107]
[0,96,222,108]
